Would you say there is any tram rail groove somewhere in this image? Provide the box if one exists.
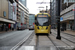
[51,33,75,50]
[53,29,75,37]
[47,35,60,50]
[61,32,75,37]
[36,35,39,50]
[51,33,70,46]
[52,32,75,44]
[36,35,60,50]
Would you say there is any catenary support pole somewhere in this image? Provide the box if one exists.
[56,0,61,40]
[74,7,75,30]
[50,0,51,34]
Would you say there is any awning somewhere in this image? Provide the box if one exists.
[0,17,15,24]
[60,16,74,23]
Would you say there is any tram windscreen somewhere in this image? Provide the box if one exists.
[37,17,49,26]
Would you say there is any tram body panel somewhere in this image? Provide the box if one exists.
[35,13,51,35]
[35,25,51,34]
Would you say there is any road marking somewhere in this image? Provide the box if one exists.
[10,31,33,50]
[0,32,17,39]
[0,30,28,39]
[18,46,34,50]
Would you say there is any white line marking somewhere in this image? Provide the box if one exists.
[10,32,33,50]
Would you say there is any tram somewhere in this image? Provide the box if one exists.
[34,13,51,35]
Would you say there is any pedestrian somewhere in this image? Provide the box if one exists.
[2,25,4,31]
[70,25,72,30]
[8,24,11,30]
[5,26,8,31]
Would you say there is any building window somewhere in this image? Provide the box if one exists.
[69,0,75,2]
[3,11,6,17]
[64,0,75,3]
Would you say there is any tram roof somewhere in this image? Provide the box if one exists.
[35,13,50,17]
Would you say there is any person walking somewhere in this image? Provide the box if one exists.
[70,25,72,30]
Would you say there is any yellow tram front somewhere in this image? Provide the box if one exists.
[35,13,51,35]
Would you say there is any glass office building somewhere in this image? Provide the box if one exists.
[64,0,75,3]
[29,14,35,26]
[19,0,26,7]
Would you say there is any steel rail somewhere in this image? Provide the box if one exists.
[54,29,75,37]
[36,35,39,50]
[51,33,70,46]
[47,35,60,50]
[52,32,75,44]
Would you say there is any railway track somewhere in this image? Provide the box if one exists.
[51,33,75,50]
[47,36,60,50]
[61,32,75,37]
[36,35,60,50]
[54,29,75,37]
[51,33,71,46]
[53,30,75,44]
[10,31,34,50]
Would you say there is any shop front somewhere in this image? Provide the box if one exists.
[0,17,15,32]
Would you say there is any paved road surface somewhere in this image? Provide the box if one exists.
[0,29,34,50]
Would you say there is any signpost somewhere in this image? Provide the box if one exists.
[60,17,63,21]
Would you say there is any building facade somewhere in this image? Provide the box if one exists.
[29,14,35,27]
[60,0,75,30]
[15,0,29,29]
[19,0,27,7]
[0,0,15,31]
[50,0,57,29]
[0,0,29,31]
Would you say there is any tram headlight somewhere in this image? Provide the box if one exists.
[46,27,48,29]
[37,27,39,29]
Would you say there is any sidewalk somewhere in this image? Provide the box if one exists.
[54,29,75,35]
[63,30,75,35]
[0,30,16,34]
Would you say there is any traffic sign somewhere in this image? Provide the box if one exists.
[60,17,63,21]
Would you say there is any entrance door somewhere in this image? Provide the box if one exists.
[62,23,66,30]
